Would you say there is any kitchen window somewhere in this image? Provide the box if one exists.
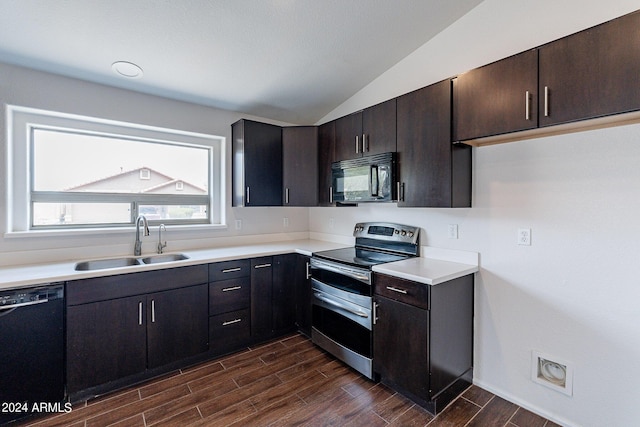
[7,106,224,233]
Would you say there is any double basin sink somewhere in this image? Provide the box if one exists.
[75,253,189,271]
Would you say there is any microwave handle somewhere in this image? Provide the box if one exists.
[370,165,379,197]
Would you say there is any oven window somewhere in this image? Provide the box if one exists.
[312,305,372,358]
[311,267,371,296]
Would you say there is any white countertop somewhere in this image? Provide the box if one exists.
[0,239,348,291]
[0,240,479,291]
[372,257,479,286]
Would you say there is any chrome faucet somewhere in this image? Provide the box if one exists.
[157,224,167,254]
[134,215,149,256]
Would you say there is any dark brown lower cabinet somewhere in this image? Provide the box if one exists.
[272,254,297,335]
[66,266,209,397]
[294,254,312,336]
[251,256,274,340]
[373,273,474,414]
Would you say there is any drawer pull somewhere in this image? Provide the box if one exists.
[222,286,242,292]
[222,318,242,326]
[222,267,242,273]
[254,263,271,269]
[386,286,408,294]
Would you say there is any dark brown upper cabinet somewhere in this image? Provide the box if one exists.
[334,99,396,161]
[282,126,318,206]
[396,80,471,208]
[453,49,538,141]
[232,119,283,207]
[318,120,335,206]
[538,10,640,127]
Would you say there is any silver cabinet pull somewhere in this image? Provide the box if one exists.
[362,133,368,152]
[355,135,360,154]
[222,267,242,273]
[525,90,531,120]
[329,186,333,204]
[254,263,271,269]
[222,318,242,326]
[373,302,378,325]
[138,302,143,325]
[285,188,290,204]
[544,86,550,117]
[306,262,311,280]
[246,186,250,204]
[386,286,408,294]
[222,286,242,292]
[151,299,156,323]
[396,182,405,202]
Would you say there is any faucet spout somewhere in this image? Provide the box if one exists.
[157,224,167,254]
[134,215,149,256]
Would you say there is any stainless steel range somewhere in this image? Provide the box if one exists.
[310,222,420,379]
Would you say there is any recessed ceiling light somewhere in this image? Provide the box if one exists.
[111,61,143,79]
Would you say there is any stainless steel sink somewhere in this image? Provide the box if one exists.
[140,253,189,264]
[75,257,141,271]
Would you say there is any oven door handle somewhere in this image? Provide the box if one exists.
[310,259,371,284]
[314,292,369,318]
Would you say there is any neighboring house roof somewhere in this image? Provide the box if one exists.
[66,166,206,195]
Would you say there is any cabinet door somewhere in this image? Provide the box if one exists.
[272,254,297,334]
[232,119,283,206]
[539,11,640,127]
[334,111,363,161]
[397,80,470,207]
[453,49,538,141]
[282,126,318,206]
[374,295,429,399]
[294,254,312,336]
[362,99,397,155]
[147,284,209,369]
[318,121,335,205]
[67,295,146,393]
[251,257,273,340]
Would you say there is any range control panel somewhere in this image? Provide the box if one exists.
[353,222,420,245]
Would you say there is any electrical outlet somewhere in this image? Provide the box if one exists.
[448,224,459,239]
[235,219,242,230]
[518,228,531,245]
[283,217,289,228]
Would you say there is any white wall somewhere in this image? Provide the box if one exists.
[311,1,640,426]
[0,62,308,266]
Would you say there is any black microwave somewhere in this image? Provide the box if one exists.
[331,152,396,203]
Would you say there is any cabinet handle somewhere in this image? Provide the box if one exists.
[355,135,360,153]
[362,134,368,152]
[329,186,333,204]
[373,302,378,325]
[544,86,549,117]
[396,182,405,202]
[246,186,250,204]
[525,90,531,120]
[306,262,311,280]
[254,263,271,269]
[222,318,242,326]
[285,188,290,205]
[386,286,408,294]
[151,299,156,323]
[138,302,143,326]
[222,267,242,273]
[222,286,242,292]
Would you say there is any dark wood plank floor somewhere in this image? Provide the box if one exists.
[19,334,559,427]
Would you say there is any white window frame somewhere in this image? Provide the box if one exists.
[6,105,226,236]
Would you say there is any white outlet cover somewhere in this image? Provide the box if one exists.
[531,350,573,396]
[518,228,531,245]
[448,224,458,239]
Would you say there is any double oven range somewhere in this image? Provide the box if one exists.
[310,222,420,379]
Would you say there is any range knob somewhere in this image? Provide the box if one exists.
[401,230,407,236]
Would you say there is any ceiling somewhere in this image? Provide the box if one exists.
[0,0,483,124]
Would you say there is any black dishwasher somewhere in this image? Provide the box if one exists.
[0,284,65,424]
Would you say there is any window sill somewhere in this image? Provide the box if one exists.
[4,223,229,239]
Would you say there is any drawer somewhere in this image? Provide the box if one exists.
[209,309,251,352]
[209,259,251,281]
[209,277,250,315]
[374,273,429,310]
